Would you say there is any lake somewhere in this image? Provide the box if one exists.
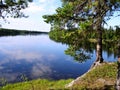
[0,34,117,84]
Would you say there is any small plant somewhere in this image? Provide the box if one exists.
[20,74,28,82]
[0,78,8,86]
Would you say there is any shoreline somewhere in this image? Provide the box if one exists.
[0,62,117,90]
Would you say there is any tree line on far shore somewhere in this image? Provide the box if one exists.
[0,28,48,36]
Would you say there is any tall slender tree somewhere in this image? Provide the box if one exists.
[43,0,120,64]
[117,42,120,90]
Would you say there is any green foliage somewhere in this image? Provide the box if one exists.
[79,20,93,30]
[49,26,120,43]
[103,27,120,41]
[43,0,120,31]
[43,0,81,30]
[5,0,16,6]
[44,0,120,63]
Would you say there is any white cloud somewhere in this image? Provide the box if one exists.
[22,3,45,13]
[1,0,61,32]
[2,17,51,32]
[38,0,47,3]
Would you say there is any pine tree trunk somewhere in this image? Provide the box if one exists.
[116,43,120,90]
[91,27,103,68]
[95,0,103,63]
[96,28,103,63]
[90,0,104,68]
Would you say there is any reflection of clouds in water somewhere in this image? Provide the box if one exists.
[0,35,71,83]
[0,48,57,63]
[0,66,4,70]
[31,63,52,78]
[65,57,73,61]
[47,54,57,61]
[0,48,57,82]
[0,73,18,82]
[0,48,42,62]
[8,51,43,62]
[0,35,52,47]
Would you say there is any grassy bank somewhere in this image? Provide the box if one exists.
[70,62,117,90]
[0,62,117,90]
[0,79,73,90]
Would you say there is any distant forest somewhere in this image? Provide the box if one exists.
[0,28,48,36]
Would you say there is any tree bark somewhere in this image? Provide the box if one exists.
[116,43,120,90]
[95,0,104,63]
[96,28,103,63]
[90,0,104,68]
[91,26,103,68]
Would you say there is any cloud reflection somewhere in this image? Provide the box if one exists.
[0,48,57,83]
[0,48,57,62]
[31,63,52,78]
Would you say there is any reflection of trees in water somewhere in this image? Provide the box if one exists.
[65,46,91,63]
[65,39,94,62]
[103,41,118,58]
[52,35,118,63]
[65,37,120,89]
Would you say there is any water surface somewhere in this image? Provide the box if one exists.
[0,34,117,83]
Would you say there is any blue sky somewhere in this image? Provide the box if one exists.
[1,0,120,32]
[1,0,62,32]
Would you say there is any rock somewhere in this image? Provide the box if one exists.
[97,78,106,84]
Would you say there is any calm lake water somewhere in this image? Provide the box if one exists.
[0,34,117,83]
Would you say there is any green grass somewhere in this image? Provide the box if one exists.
[0,79,73,90]
[71,62,117,90]
[0,62,118,90]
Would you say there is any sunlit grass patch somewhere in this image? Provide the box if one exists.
[71,62,117,90]
[0,79,73,90]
